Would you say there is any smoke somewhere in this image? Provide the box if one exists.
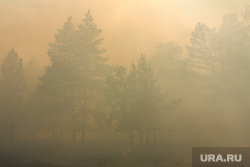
[0,0,247,66]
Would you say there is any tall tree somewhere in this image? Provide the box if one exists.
[215,12,250,102]
[38,11,109,144]
[186,22,216,76]
[0,49,26,141]
[24,56,42,99]
[38,16,76,141]
[106,55,162,149]
[216,13,247,70]
[242,4,250,36]
[186,22,222,100]
[75,10,108,143]
[242,4,250,57]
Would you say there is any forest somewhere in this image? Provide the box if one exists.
[0,3,250,167]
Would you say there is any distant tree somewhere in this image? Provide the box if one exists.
[24,56,42,99]
[106,55,162,149]
[215,13,249,73]
[0,49,26,141]
[242,4,250,34]
[186,23,216,76]
[185,22,225,100]
[223,15,244,60]
[242,4,250,54]
[150,42,186,99]
[214,12,250,101]
[106,66,135,147]
[151,42,183,76]
[131,55,163,149]
[0,79,5,137]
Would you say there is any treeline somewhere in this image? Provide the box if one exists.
[0,5,250,155]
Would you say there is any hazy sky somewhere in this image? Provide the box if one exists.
[0,0,248,66]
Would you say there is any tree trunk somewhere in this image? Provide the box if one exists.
[145,130,149,149]
[72,129,76,143]
[80,102,87,145]
[72,110,77,144]
[153,129,157,149]
[52,126,56,139]
[128,128,134,149]
[81,85,88,145]
[138,127,144,149]
[81,123,85,144]
[58,126,63,144]
[9,108,14,142]
[31,119,35,140]
[10,117,13,141]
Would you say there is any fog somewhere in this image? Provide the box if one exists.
[0,0,248,65]
[0,1,250,167]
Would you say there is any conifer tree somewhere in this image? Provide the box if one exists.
[0,49,26,141]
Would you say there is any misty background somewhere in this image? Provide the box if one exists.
[0,0,250,167]
[0,0,248,65]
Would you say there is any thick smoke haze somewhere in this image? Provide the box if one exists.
[0,0,247,66]
[0,1,250,167]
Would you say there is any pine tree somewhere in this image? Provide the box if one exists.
[75,10,108,143]
[0,49,26,141]
[242,4,250,56]
[38,16,76,141]
[106,55,162,149]
[216,13,247,72]
[38,11,109,144]
[24,56,42,99]
[215,12,250,100]
[186,23,216,76]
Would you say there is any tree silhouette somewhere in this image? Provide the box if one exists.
[242,4,250,57]
[0,49,26,141]
[75,10,108,143]
[24,56,42,99]
[106,55,162,149]
[38,16,76,141]
[214,12,250,101]
[150,42,186,99]
[38,11,109,144]
[186,23,216,76]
